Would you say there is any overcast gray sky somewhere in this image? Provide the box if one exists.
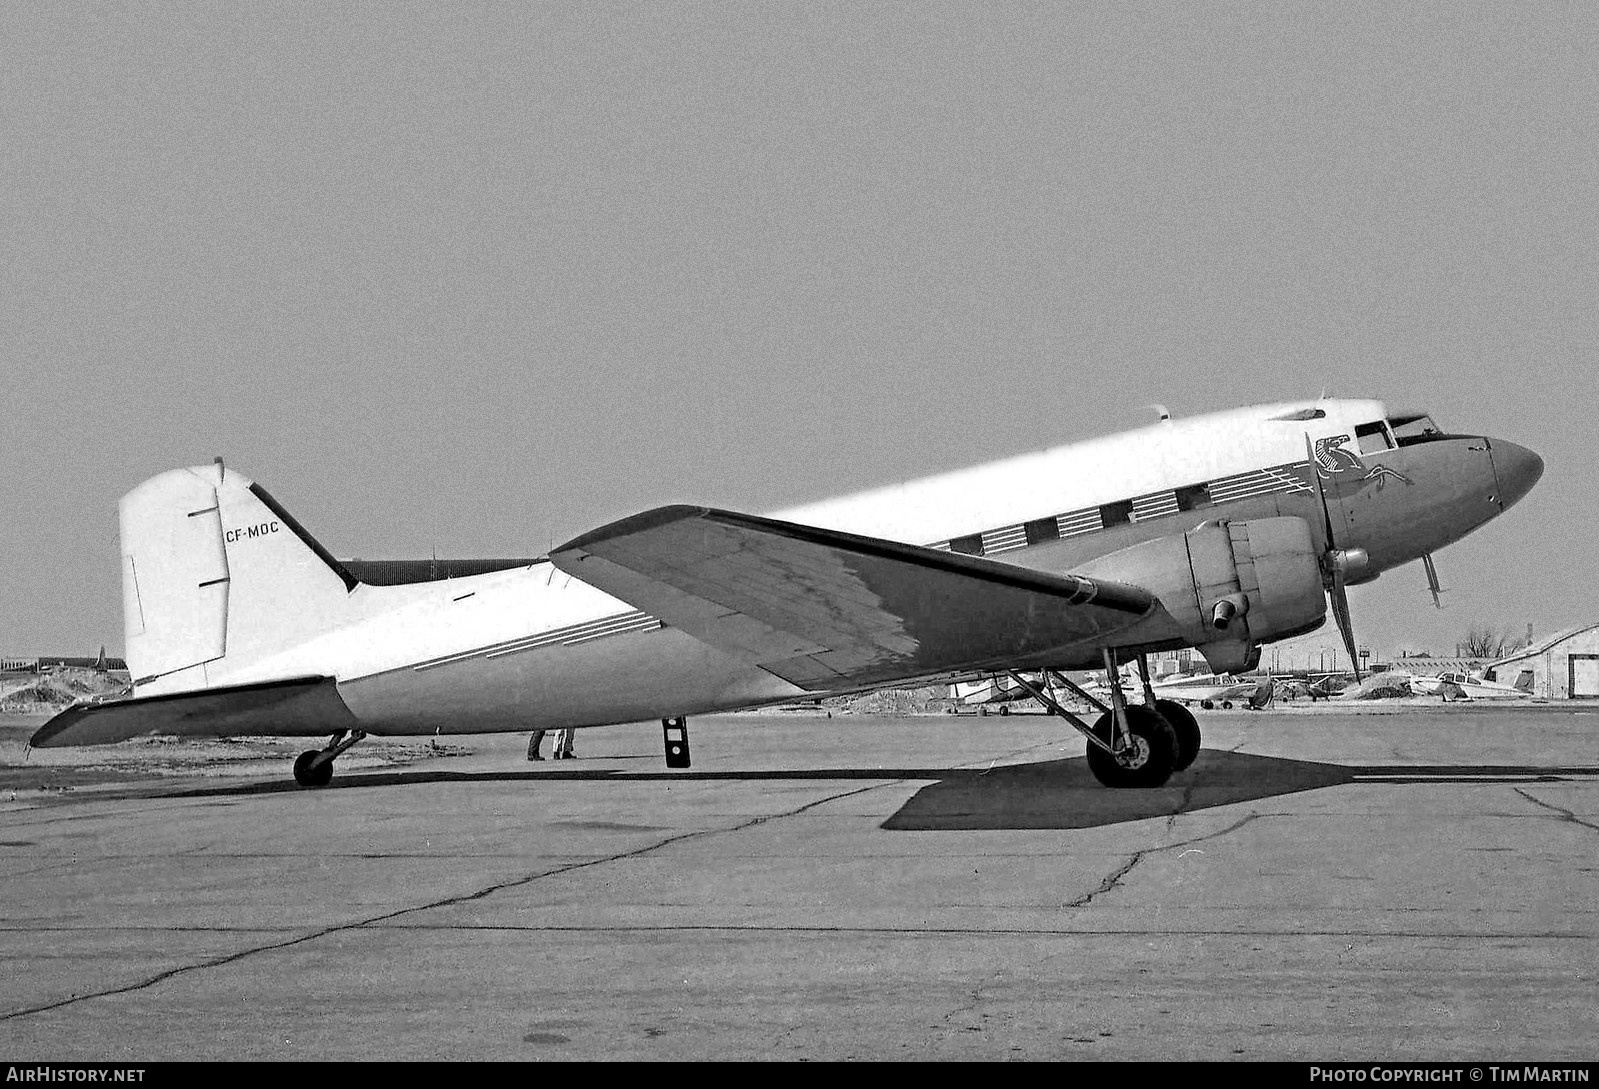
[4,2,1595,669]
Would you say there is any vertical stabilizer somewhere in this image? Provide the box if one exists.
[121,467,229,685]
[120,465,356,693]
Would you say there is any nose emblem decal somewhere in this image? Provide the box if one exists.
[1312,435,1412,493]
[1313,434,1363,476]
[1360,464,1412,491]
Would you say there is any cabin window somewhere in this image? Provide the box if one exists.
[1100,500,1134,526]
[1024,517,1060,545]
[1175,484,1211,512]
[948,534,984,556]
[1355,421,1394,454]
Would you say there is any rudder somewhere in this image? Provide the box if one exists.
[121,463,357,694]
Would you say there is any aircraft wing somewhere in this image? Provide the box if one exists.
[29,676,358,748]
[550,506,1157,691]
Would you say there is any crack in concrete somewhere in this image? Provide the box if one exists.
[1063,811,1263,909]
[940,979,996,1036]
[0,781,886,1023]
[1065,851,1146,908]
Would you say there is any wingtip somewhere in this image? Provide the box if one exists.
[28,703,95,748]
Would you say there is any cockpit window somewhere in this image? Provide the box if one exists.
[1355,420,1394,454]
[1388,414,1444,446]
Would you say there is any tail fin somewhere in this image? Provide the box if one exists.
[120,464,357,693]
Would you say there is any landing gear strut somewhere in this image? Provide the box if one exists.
[292,729,367,788]
[1088,649,1177,788]
[1002,648,1187,788]
[1132,651,1201,772]
[1085,704,1179,788]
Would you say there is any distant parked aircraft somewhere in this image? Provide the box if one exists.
[1145,672,1262,709]
[1410,670,1534,700]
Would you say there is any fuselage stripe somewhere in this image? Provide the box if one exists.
[413,610,659,671]
[405,455,1323,674]
[923,457,1316,558]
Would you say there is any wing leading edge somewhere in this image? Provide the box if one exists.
[551,505,1157,691]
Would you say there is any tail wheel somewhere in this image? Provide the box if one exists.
[293,750,333,788]
[1086,705,1178,788]
[1154,699,1201,771]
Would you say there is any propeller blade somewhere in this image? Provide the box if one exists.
[1303,433,1337,552]
[1307,434,1361,681]
[1329,572,1363,682]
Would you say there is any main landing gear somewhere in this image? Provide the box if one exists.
[1003,650,1202,788]
[292,729,367,788]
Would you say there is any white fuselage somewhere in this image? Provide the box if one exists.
[1408,671,1532,699]
[141,398,1495,735]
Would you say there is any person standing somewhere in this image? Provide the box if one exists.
[552,727,576,760]
[527,730,547,761]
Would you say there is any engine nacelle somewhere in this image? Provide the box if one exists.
[1070,517,1326,669]
[1327,547,1370,582]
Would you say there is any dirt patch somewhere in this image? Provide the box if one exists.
[0,669,129,713]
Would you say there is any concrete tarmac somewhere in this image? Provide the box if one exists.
[1,705,1596,1061]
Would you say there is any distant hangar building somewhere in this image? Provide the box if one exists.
[1484,623,1599,699]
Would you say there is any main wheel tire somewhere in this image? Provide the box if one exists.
[1155,699,1201,771]
[1086,705,1179,788]
[293,750,333,788]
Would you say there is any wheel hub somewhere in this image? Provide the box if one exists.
[1114,733,1151,769]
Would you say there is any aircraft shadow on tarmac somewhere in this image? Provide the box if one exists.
[113,751,1599,831]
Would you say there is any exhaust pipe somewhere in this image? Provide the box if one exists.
[1212,593,1250,631]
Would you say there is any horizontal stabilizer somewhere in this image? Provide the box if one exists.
[29,676,358,748]
[551,506,1156,690]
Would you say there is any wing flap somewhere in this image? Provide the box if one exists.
[552,506,1156,690]
[29,676,358,747]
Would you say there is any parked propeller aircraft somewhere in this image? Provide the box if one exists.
[31,399,1542,789]
[1409,669,1535,700]
[948,675,1041,713]
[1144,672,1262,709]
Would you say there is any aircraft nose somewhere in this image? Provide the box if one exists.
[1490,439,1544,511]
